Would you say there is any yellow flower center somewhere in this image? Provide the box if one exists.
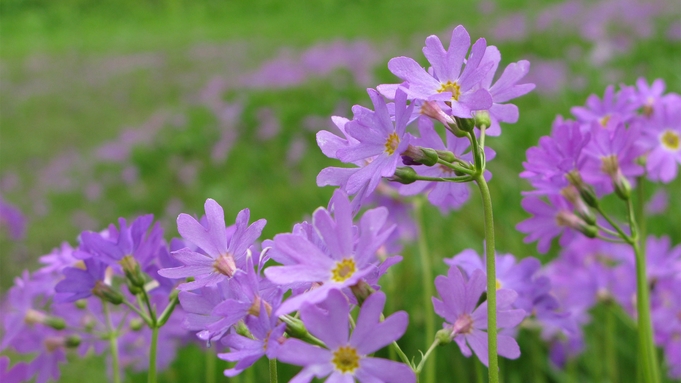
[331,258,357,283]
[599,115,611,127]
[600,155,620,177]
[332,346,360,374]
[437,80,462,100]
[660,129,680,151]
[384,132,400,155]
[496,279,502,290]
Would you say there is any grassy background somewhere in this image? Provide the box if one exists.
[1,0,680,381]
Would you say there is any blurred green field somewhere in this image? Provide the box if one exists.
[1,0,680,382]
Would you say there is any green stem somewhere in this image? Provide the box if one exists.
[411,174,473,183]
[103,302,121,383]
[415,339,441,374]
[636,177,647,254]
[391,341,412,367]
[157,293,180,327]
[206,349,216,383]
[269,359,278,383]
[604,303,618,383]
[124,300,153,326]
[594,206,631,243]
[437,158,475,175]
[628,197,659,382]
[148,326,159,383]
[474,175,498,383]
[413,198,436,383]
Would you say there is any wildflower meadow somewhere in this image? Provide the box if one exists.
[1,0,680,382]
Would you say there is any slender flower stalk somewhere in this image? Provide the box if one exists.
[103,302,121,383]
[474,174,498,383]
[148,327,159,383]
[268,359,278,383]
[413,198,436,383]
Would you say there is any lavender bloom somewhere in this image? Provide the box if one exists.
[633,78,667,115]
[520,117,590,196]
[79,214,161,267]
[570,85,637,127]
[330,88,413,196]
[380,25,493,117]
[645,189,668,215]
[640,97,681,183]
[516,195,583,254]
[0,197,26,240]
[475,46,535,136]
[265,189,395,315]
[54,257,108,302]
[277,290,415,383]
[433,267,524,366]
[158,199,266,291]
[581,122,645,196]
[0,356,28,383]
[36,242,79,277]
[218,301,286,377]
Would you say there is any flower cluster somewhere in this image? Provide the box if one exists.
[0,215,187,382]
[518,80,681,378]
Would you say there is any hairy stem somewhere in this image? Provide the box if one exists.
[413,198,436,383]
[269,358,278,383]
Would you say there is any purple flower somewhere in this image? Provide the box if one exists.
[329,88,413,196]
[581,122,645,196]
[516,195,583,254]
[265,189,395,315]
[432,267,524,366]
[474,46,535,136]
[79,214,162,268]
[54,257,108,303]
[0,356,28,383]
[571,85,637,126]
[380,25,493,118]
[520,117,591,196]
[640,97,681,183]
[158,199,266,291]
[0,197,26,241]
[218,301,286,377]
[277,290,415,383]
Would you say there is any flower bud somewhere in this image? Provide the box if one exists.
[75,299,87,309]
[129,318,145,331]
[473,111,491,129]
[435,328,453,344]
[614,174,631,201]
[390,167,418,185]
[93,280,124,305]
[454,117,476,133]
[120,255,146,288]
[566,171,599,208]
[45,316,67,330]
[561,186,596,225]
[435,150,456,163]
[401,145,439,166]
[65,335,82,348]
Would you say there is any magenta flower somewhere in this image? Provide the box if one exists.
[264,189,394,315]
[54,257,108,303]
[277,290,414,383]
[570,85,637,127]
[158,199,266,291]
[432,267,524,366]
[380,25,493,118]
